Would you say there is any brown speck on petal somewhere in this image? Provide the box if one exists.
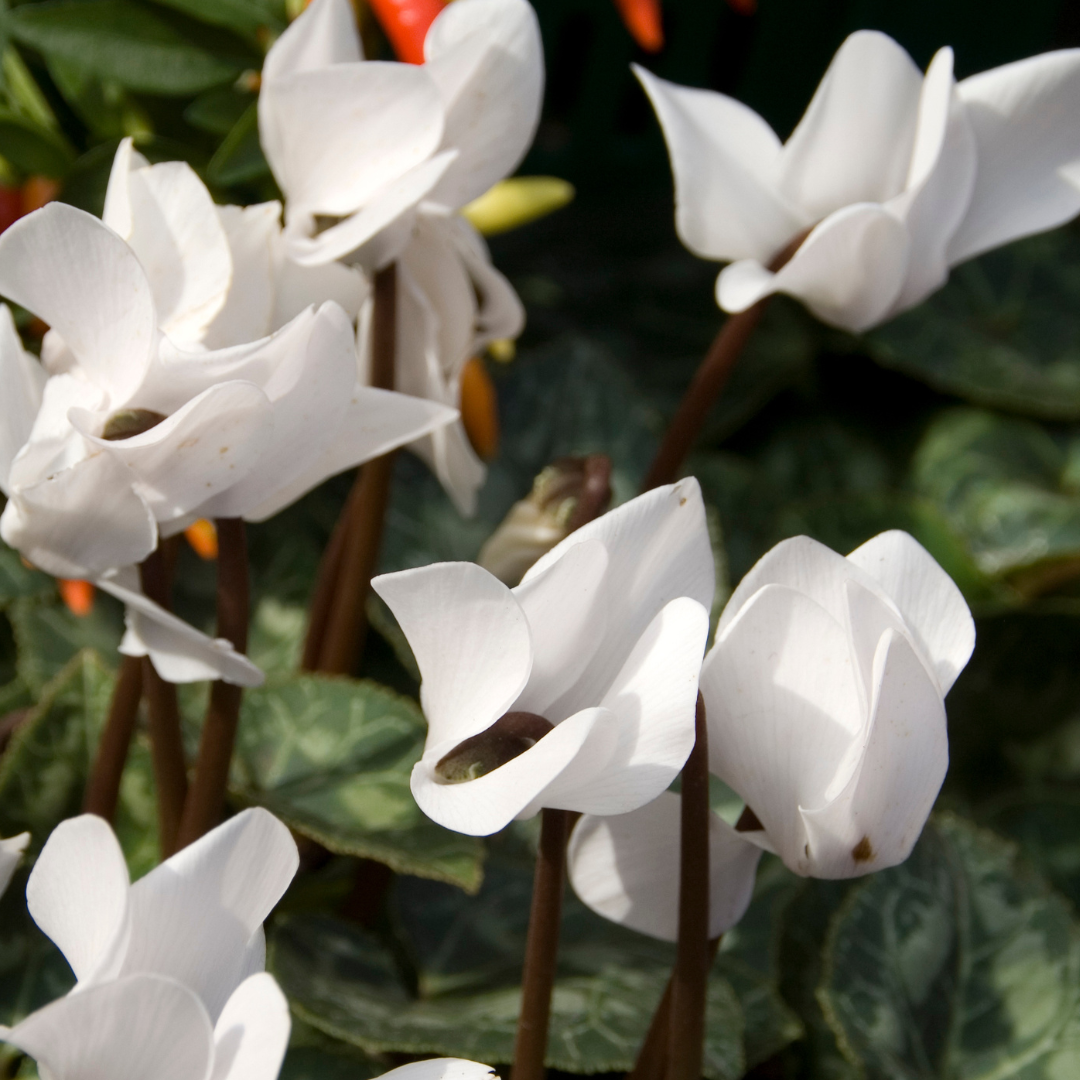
[852,836,874,863]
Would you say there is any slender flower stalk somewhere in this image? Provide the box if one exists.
[512,806,570,1080]
[641,231,806,491]
[176,518,250,849]
[138,545,188,856]
[667,694,710,1080]
[82,654,143,821]
[309,264,399,674]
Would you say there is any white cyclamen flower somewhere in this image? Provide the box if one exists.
[25,808,297,1021]
[258,0,543,269]
[568,792,761,942]
[636,32,1080,331]
[0,972,289,1080]
[373,480,713,836]
[700,531,975,879]
[0,201,456,576]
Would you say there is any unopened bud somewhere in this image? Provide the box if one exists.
[101,408,166,441]
[435,711,554,784]
[478,455,613,585]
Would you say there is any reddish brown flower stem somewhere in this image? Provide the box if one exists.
[139,543,188,856]
[640,232,808,493]
[175,517,249,849]
[306,262,398,675]
[512,807,571,1080]
[83,653,143,821]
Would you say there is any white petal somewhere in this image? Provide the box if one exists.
[447,215,525,344]
[26,815,131,984]
[886,48,978,314]
[948,48,1080,264]
[526,479,714,722]
[203,204,279,348]
[573,596,709,814]
[102,136,149,238]
[372,562,533,749]
[199,304,356,519]
[122,808,298,1022]
[271,236,369,329]
[0,833,28,898]
[717,202,910,333]
[260,64,443,216]
[701,584,863,876]
[4,974,214,1080]
[71,381,274,525]
[98,567,264,687]
[210,974,291,1080]
[512,538,609,717]
[245,387,456,521]
[777,30,923,217]
[411,705,618,835]
[633,66,806,263]
[371,1061,495,1080]
[0,203,156,403]
[0,304,46,495]
[409,418,487,517]
[115,158,232,345]
[262,0,361,81]
[1,452,157,578]
[800,629,947,878]
[567,793,762,942]
[424,0,544,208]
[846,530,974,695]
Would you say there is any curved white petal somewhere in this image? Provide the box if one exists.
[71,381,273,525]
[411,706,618,835]
[246,388,457,522]
[262,0,361,83]
[949,48,1080,264]
[0,304,46,495]
[0,833,28,898]
[4,974,214,1080]
[372,1061,496,1080]
[261,64,443,215]
[272,235,368,330]
[1,452,157,578]
[123,808,298,1023]
[373,561,533,749]
[777,30,923,217]
[0,203,156,402]
[200,304,356,520]
[886,48,978,314]
[512,539,609,717]
[448,215,525,344]
[717,202,910,333]
[210,974,291,1080]
[800,629,947,878]
[102,136,149,238]
[410,418,487,516]
[98,567,264,687]
[568,793,762,942]
[573,596,708,814]
[701,584,863,876]
[526,479,714,722]
[26,815,131,984]
[424,0,544,208]
[846,530,974,695]
[633,66,806,263]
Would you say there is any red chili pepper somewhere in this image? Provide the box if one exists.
[367,0,446,64]
[58,579,95,617]
[0,185,21,234]
[612,0,663,53]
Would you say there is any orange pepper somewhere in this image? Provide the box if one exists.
[612,0,663,52]
[58,579,95,617]
[21,176,61,215]
[185,519,219,560]
[460,356,499,461]
[367,0,445,64]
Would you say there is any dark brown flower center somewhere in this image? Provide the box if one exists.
[435,711,554,784]
[101,409,167,441]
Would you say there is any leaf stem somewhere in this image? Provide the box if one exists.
[667,693,711,1080]
[83,653,143,821]
[175,517,249,849]
[640,232,807,492]
[139,544,188,857]
[314,262,398,675]
[512,806,570,1080]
